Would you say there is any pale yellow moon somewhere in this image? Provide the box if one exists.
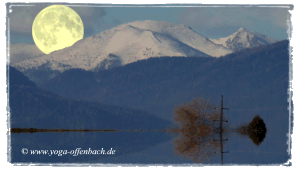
[32,5,84,54]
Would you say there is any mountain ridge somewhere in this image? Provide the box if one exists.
[10,21,279,85]
[9,43,44,64]
[210,27,278,52]
[9,66,173,129]
[12,20,221,73]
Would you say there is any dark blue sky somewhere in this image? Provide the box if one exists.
[7,4,292,44]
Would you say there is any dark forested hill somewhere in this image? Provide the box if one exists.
[40,40,290,130]
[8,66,172,129]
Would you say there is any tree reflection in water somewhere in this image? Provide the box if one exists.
[172,98,223,163]
[172,98,267,163]
[236,115,267,146]
[174,129,220,162]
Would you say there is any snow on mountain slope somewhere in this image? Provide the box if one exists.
[102,24,210,64]
[210,28,278,52]
[12,20,216,72]
[9,43,44,64]
[128,20,232,57]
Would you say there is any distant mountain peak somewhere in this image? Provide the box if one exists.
[238,27,247,32]
[210,28,278,52]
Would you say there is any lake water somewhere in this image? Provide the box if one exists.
[10,129,290,165]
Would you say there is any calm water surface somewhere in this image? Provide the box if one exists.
[10,129,290,165]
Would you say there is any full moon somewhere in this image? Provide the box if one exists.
[32,5,84,54]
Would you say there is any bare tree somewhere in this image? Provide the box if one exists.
[174,98,220,132]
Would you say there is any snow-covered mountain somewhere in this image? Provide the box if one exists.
[9,43,44,64]
[127,21,232,57]
[210,28,278,52]
[11,20,232,73]
[10,21,279,85]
